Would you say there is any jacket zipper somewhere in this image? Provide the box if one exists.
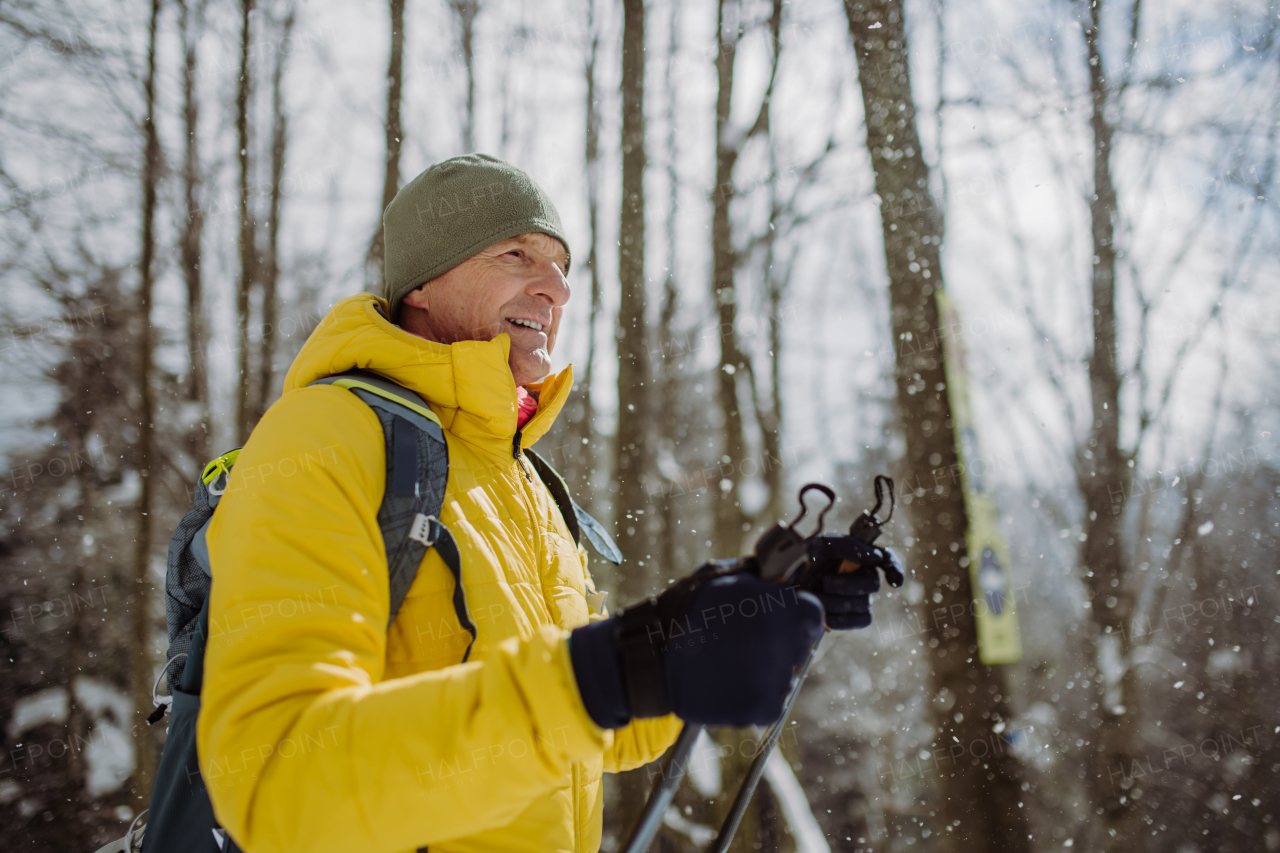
[512,430,532,481]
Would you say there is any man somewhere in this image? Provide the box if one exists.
[197,154,835,853]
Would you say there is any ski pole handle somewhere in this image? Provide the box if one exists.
[712,475,894,849]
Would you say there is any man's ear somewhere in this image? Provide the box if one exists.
[401,283,430,310]
[396,283,435,337]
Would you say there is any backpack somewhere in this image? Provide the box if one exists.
[95,369,620,853]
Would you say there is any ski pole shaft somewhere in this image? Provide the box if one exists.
[709,638,821,853]
[620,721,704,853]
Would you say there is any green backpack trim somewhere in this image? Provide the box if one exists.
[324,372,444,429]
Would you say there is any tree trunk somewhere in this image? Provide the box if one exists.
[450,0,479,152]
[64,369,99,820]
[609,0,659,839]
[367,0,405,291]
[757,186,786,526]
[234,0,256,444]
[256,4,293,420]
[709,0,749,559]
[178,0,208,462]
[754,9,785,527]
[131,0,162,805]
[571,0,602,491]
[656,0,681,582]
[843,2,1030,851]
[1079,3,1142,848]
[615,0,654,594]
[707,0,782,551]
[705,5,793,850]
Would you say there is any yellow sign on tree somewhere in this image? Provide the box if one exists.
[934,289,1022,664]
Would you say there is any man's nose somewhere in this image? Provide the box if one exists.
[527,260,571,307]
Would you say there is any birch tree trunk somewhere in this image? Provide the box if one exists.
[843,2,1030,850]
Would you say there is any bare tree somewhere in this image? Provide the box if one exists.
[606,0,666,840]
[0,265,147,848]
[177,0,208,462]
[695,0,834,557]
[234,0,256,443]
[366,0,406,290]
[1076,3,1143,848]
[614,0,656,590]
[843,2,1030,851]
[568,0,604,489]
[656,0,681,583]
[449,0,480,152]
[708,0,784,558]
[131,0,163,804]
[751,132,789,527]
[255,3,295,420]
[956,5,1280,845]
[703,4,799,848]
[709,0,749,558]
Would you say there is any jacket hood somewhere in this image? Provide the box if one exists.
[282,292,573,457]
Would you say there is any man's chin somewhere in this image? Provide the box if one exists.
[509,351,552,386]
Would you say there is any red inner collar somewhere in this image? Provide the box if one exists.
[516,386,538,428]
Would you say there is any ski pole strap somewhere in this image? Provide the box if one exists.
[614,597,671,718]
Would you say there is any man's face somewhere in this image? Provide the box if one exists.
[400,232,570,386]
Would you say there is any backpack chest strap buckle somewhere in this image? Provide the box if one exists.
[407,513,441,547]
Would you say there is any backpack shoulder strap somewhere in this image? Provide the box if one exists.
[310,370,475,660]
[313,368,445,435]
[523,448,624,565]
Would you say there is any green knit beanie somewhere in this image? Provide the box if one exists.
[382,153,570,317]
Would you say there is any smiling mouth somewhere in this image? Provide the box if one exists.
[507,318,545,332]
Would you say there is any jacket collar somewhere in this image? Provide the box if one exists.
[282,292,573,460]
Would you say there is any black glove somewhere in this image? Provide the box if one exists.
[795,535,905,630]
[569,564,825,729]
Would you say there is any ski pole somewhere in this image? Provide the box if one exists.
[708,638,819,853]
[622,642,819,853]
[621,483,838,853]
[708,475,897,852]
[621,481,893,853]
[619,722,704,853]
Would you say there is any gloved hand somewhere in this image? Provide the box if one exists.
[569,566,825,729]
[794,535,906,630]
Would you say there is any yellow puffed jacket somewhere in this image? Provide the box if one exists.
[198,293,681,853]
